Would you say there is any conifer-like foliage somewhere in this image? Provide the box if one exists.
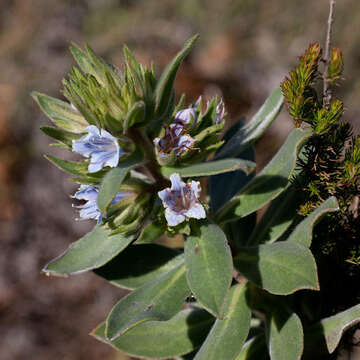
[282,42,360,318]
[35,32,359,359]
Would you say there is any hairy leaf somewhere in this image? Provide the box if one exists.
[105,263,189,339]
[92,309,215,359]
[268,310,304,360]
[161,158,255,178]
[185,222,233,317]
[32,92,88,133]
[216,87,283,159]
[194,284,251,360]
[95,244,183,290]
[288,196,339,247]
[234,242,319,295]
[43,226,134,275]
[216,129,311,223]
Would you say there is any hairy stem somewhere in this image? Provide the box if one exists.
[323,0,336,110]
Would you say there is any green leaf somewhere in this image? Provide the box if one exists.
[235,335,269,360]
[288,196,339,247]
[40,126,82,149]
[123,101,145,132]
[233,242,319,295]
[268,310,303,360]
[97,148,144,214]
[70,43,110,85]
[43,226,134,275]
[210,122,256,214]
[247,186,303,246]
[216,87,283,159]
[209,124,257,248]
[194,284,251,360]
[44,155,88,176]
[94,244,184,290]
[154,34,199,121]
[161,158,255,179]
[91,309,215,359]
[216,129,311,223]
[306,304,360,354]
[185,222,233,317]
[135,221,166,244]
[225,214,257,250]
[105,262,190,339]
[32,92,88,133]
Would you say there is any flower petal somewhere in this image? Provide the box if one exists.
[184,203,206,219]
[165,208,185,226]
[175,107,196,125]
[170,173,186,191]
[190,180,201,198]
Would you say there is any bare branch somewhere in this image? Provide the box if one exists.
[323,0,336,109]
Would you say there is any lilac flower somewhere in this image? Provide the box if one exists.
[158,173,206,226]
[154,124,195,160]
[73,185,130,224]
[215,99,226,124]
[73,185,102,223]
[72,125,123,173]
[174,104,197,125]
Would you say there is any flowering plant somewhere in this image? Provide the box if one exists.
[35,30,360,359]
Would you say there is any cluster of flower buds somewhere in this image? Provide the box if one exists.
[34,36,226,235]
[154,98,225,166]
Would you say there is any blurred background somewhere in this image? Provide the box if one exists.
[0,1,359,359]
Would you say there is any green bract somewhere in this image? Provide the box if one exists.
[36,36,360,360]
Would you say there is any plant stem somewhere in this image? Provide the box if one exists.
[129,128,168,187]
[323,0,336,110]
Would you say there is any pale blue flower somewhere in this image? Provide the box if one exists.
[72,125,123,173]
[73,185,129,224]
[158,173,206,226]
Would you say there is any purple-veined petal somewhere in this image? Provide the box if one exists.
[165,208,186,226]
[184,203,206,219]
[158,173,206,226]
[72,125,122,173]
[170,173,186,192]
[175,107,196,125]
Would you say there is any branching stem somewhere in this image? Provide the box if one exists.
[323,0,336,110]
